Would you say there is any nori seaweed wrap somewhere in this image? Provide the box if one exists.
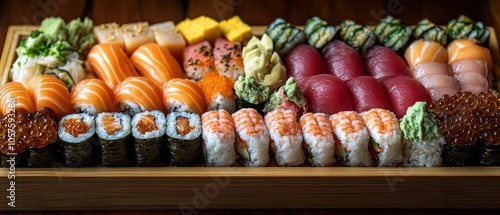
[339,20,376,54]
[446,15,490,45]
[58,113,95,167]
[131,110,166,167]
[166,112,202,167]
[373,16,413,52]
[477,130,500,166]
[442,144,476,166]
[96,112,132,167]
[26,107,58,167]
[413,18,447,46]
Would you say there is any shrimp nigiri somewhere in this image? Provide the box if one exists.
[115,77,166,115]
[87,43,139,89]
[201,109,236,167]
[71,79,118,115]
[162,78,206,115]
[0,82,35,116]
[299,113,335,167]
[232,108,270,167]
[130,43,185,87]
[265,109,305,166]
[28,75,74,120]
[330,111,372,167]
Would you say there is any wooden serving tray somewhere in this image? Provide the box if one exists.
[1,25,500,211]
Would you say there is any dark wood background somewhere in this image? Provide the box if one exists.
[1,0,500,214]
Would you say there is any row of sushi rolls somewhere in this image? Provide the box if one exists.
[1,14,499,168]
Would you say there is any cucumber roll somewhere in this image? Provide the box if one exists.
[373,16,412,52]
[339,20,376,54]
[446,15,490,44]
[166,112,202,167]
[58,113,95,167]
[131,110,166,167]
[27,108,59,167]
[96,112,132,167]
[413,18,447,46]
[304,17,337,49]
[264,18,306,56]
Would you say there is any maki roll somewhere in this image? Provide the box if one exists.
[232,108,270,167]
[166,112,202,167]
[339,20,376,54]
[400,102,446,167]
[304,17,337,49]
[330,111,372,167]
[58,113,95,167]
[234,75,271,116]
[201,109,237,167]
[299,113,335,167]
[198,72,236,114]
[26,108,59,167]
[413,18,447,46]
[265,18,306,56]
[446,15,490,45]
[361,108,403,167]
[131,110,166,167]
[373,16,412,52]
[265,109,305,166]
[95,112,132,167]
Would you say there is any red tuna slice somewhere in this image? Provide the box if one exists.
[365,45,411,79]
[346,76,392,112]
[286,44,328,80]
[382,76,432,119]
[322,40,365,81]
[298,74,353,115]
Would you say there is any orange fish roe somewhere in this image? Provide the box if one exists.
[198,72,236,106]
[63,117,89,138]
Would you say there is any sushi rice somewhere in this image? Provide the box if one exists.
[265,109,305,166]
[299,113,336,167]
[201,109,237,167]
[403,137,445,167]
[232,108,270,167]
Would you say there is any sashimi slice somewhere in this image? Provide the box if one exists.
[346,76,392,112]
[450,59,489,76]
[404,39,448,69]
[131,43,184,87]
[427,86,459,101]
[454,71,488,89]
[213,38,244,80]
[411,62,450,80]
[448,39,492,70]
[417,74,460,89]
[322,40,365,81]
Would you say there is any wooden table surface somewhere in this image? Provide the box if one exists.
[1,0,500,214]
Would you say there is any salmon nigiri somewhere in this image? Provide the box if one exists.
[162,78,206,115]
[130,43,185,87]
[404,39,448,69]
[0,82,35,116]
[27,75,74,120]
[71,79,118,115]
[115,77,166,115]
[87,43,139,89]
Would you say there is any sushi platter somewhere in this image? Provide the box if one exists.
[1,15,500,211]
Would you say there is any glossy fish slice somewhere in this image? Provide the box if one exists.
[114,77,166,114]
[0,82,35,116]
[28,75,74,120]
[71,79,118,115]
[162,78,206,115]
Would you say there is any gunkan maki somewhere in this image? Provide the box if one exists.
[26,108,59,167]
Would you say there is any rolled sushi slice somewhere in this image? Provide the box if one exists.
[95,112,132,167]
[304,17,337,49]
[361,108,403,167]
[166,111,202,167]
[339,20,376,54]
[413,18,447,46]
[400,102,445,167]
[264,18,306,56]
[198,72,236,114]
[26,108,59,168]
[232,108,270,167]
[131,110,166,167]
[201,109,237,167]
[264,109,305,166]
[58,113,96,167]
[373,16,412,52]
[446,15,490,44]
[329,111,372,167]
[299,113,335,167]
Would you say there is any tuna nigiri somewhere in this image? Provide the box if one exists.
[286,44,327,80]
[114,77,166,115]
[130,43,184,87]
[71,79,118,115]
[162,78,206,115]
[213,38,245,80]
[87,44,139,89]
[322,40,365,81]
[364,45,411,79]
[0,82,35,116]
[299,74,353,115]
[183,41,215,81]
[347,76,392,112]
[28,75,74,120]
[382,76,432,119]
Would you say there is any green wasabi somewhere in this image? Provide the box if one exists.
[39,17,95,57]
[399,102,441,141]
[234,76,270,105]
[264,77,306,111]
[40,17,67,43]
